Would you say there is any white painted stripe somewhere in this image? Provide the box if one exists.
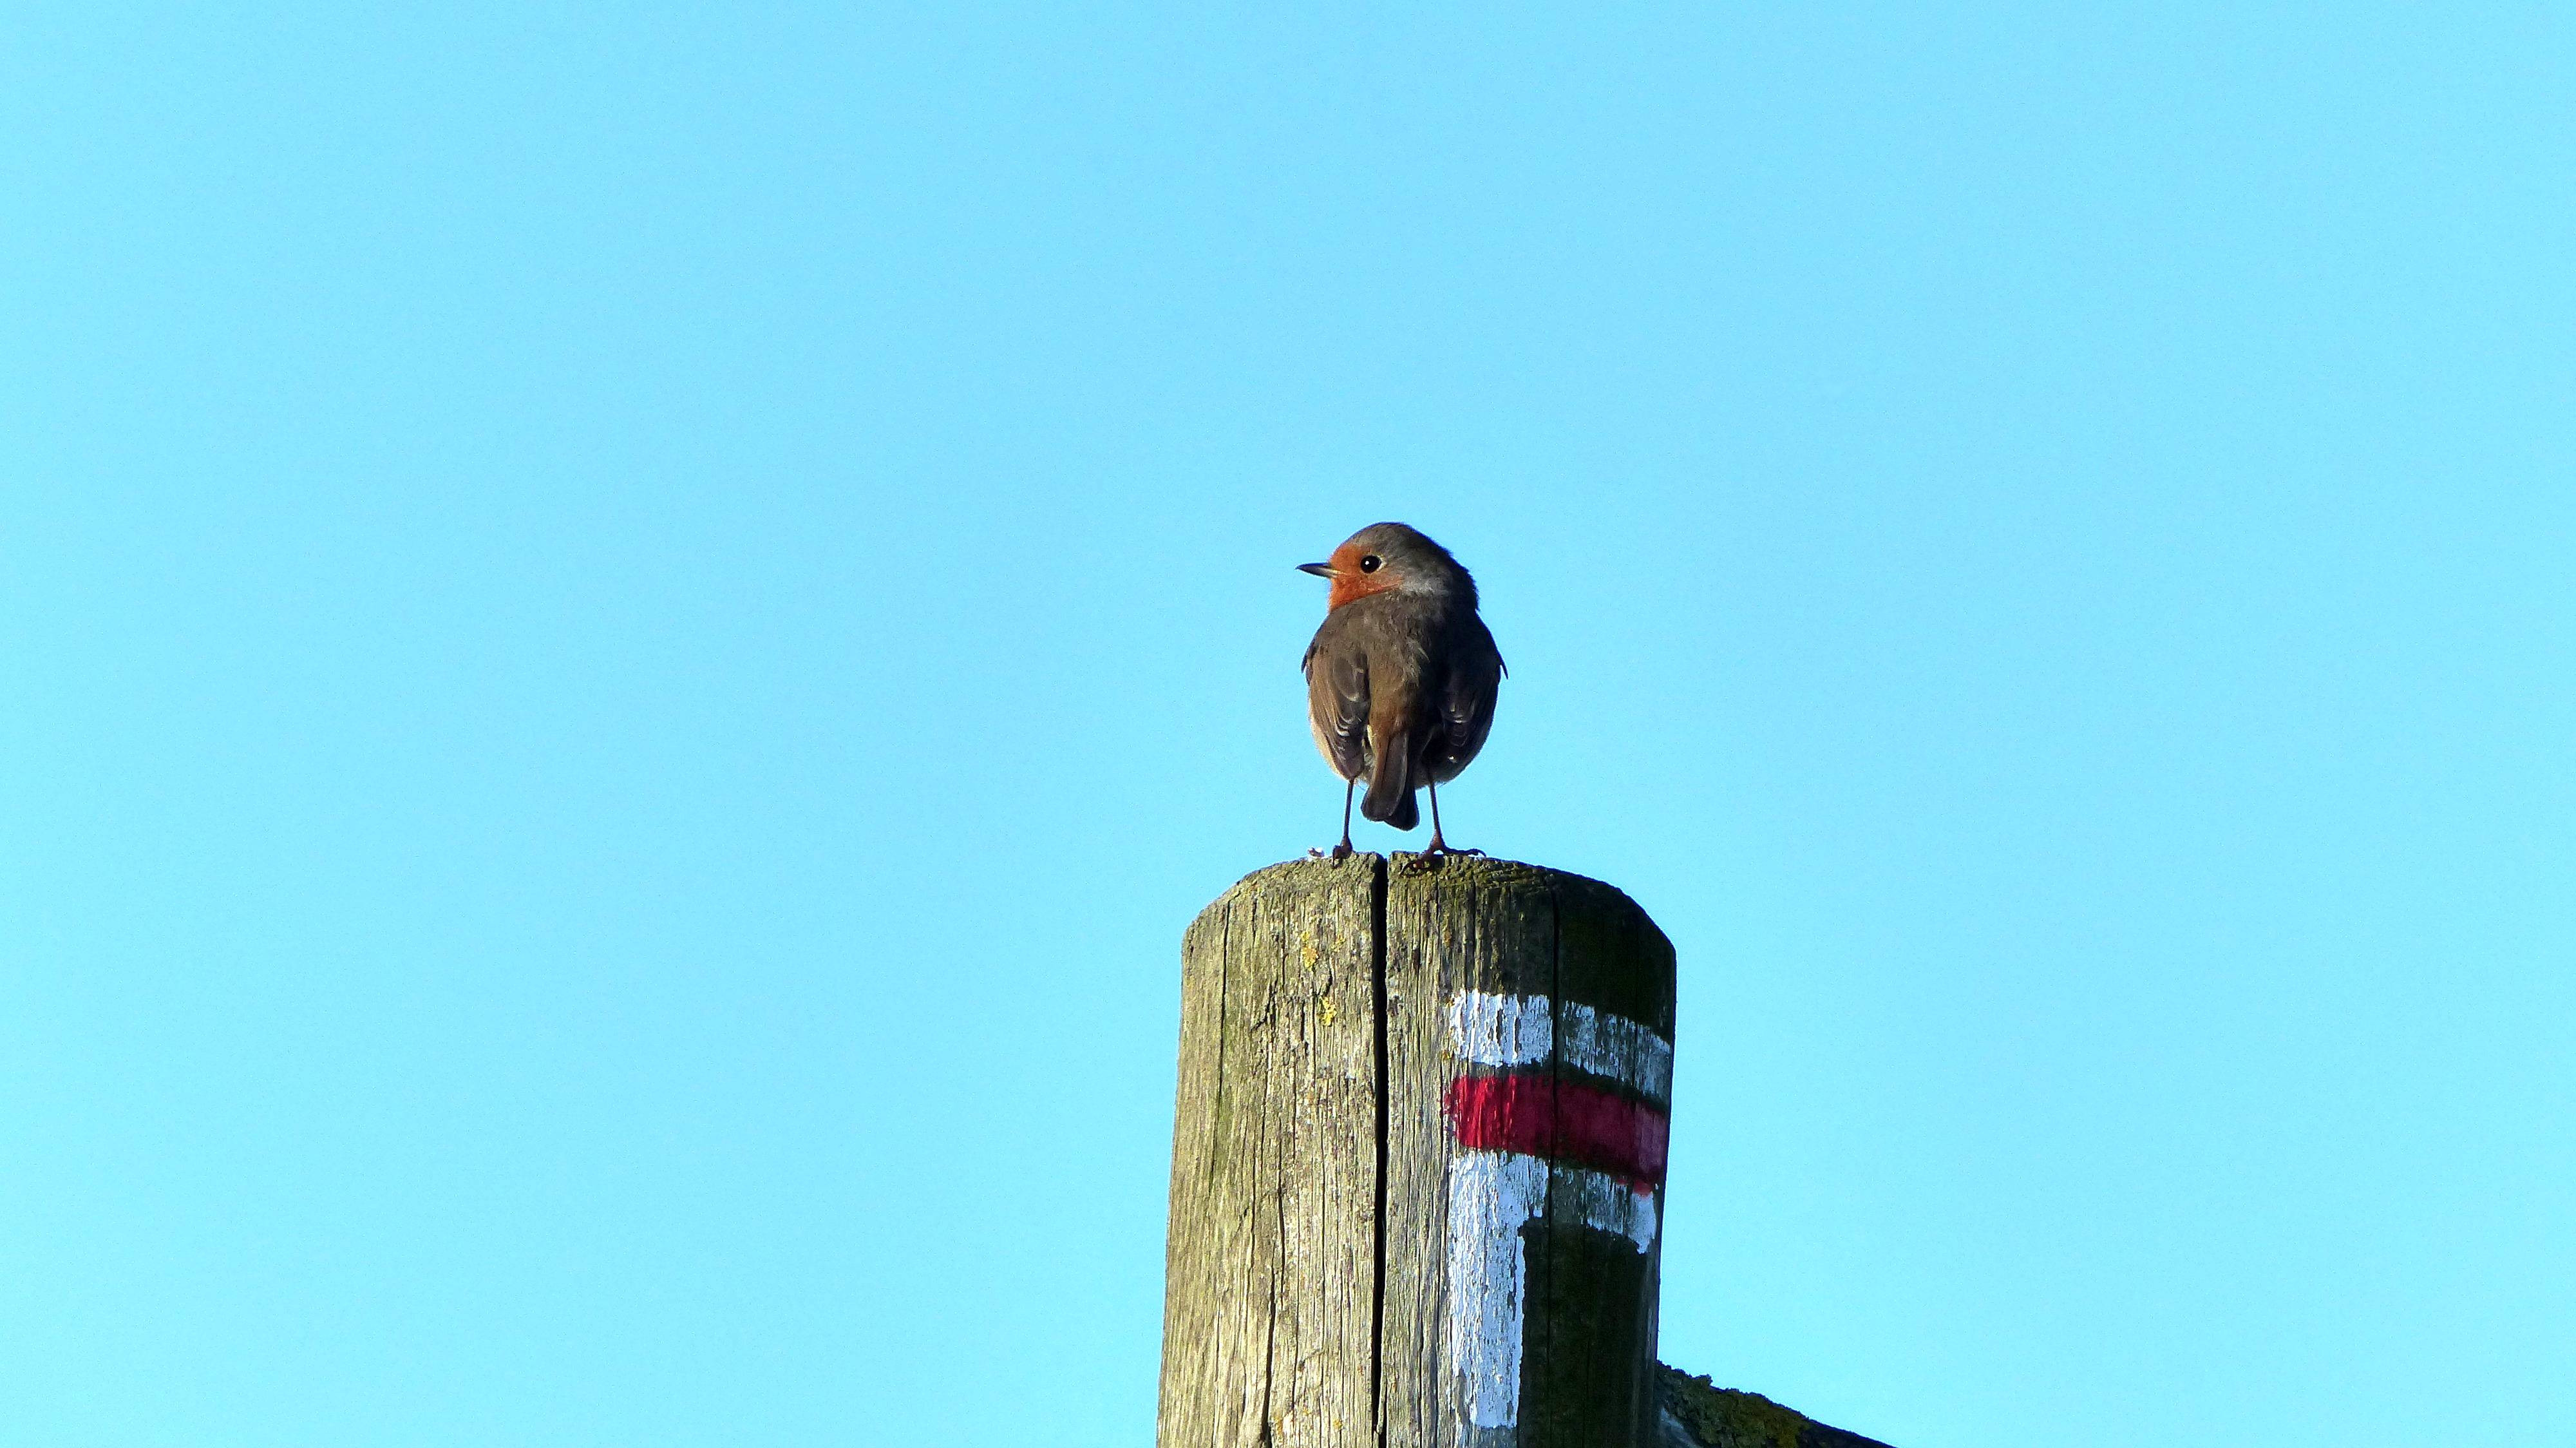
[1446,1152,1548,1431]
[1562,1163,1660,1252]
[1446,990,1552,1072]
[1559,1001,1674,1104]
[1443,1153,1662,1432]
[1444,990,1673,1104]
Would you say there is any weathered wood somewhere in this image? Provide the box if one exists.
[1384,858,1677,1448]
[1654,1367,1900,1448]
[1160,855,1383,1448]
[1160,854,1677,1448]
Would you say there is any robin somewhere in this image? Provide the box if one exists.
[1299,522,1505,859]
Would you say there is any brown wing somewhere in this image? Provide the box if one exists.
[1424,614,1502,783]
[1303,618,1370,781]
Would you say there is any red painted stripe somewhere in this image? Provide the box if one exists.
[1444,1073,1669,1191]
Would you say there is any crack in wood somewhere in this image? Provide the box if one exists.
[1164,857,1672,1448]
[1368,855,1390,1447]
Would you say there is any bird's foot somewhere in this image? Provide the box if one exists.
[1397,837,1484,872]
[1311,840,1354,861]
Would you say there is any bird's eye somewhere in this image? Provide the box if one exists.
[1359,555,1381,573]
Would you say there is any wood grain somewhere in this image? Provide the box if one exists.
[1160,854,1676,1448]
[1160,855,1383,1448]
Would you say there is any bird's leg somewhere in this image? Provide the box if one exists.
[1422,779,1483,857]
[1331,777,1356,860]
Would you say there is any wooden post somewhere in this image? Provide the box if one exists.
[1160,855,1678,1448]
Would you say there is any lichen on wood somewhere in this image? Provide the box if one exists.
[1160,853,1680,1447]
[1654,1366,1899,1448]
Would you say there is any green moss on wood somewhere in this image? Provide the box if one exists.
[1656,1365,1899,1448]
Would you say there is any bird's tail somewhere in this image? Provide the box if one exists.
[1361,732,1416,827]
[1386,788,1419,832]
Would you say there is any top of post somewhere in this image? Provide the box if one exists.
[1189,853,1675,1038]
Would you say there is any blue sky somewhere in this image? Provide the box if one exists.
[6,4,2571,1445]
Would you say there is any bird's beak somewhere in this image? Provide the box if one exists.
[1297,562,1336,578]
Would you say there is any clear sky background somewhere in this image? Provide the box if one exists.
[6,5,2571,1445]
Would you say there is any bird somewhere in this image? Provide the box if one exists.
[1299,522,1505,859]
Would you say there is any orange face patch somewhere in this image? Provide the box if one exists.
[1325,541,1401,610]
